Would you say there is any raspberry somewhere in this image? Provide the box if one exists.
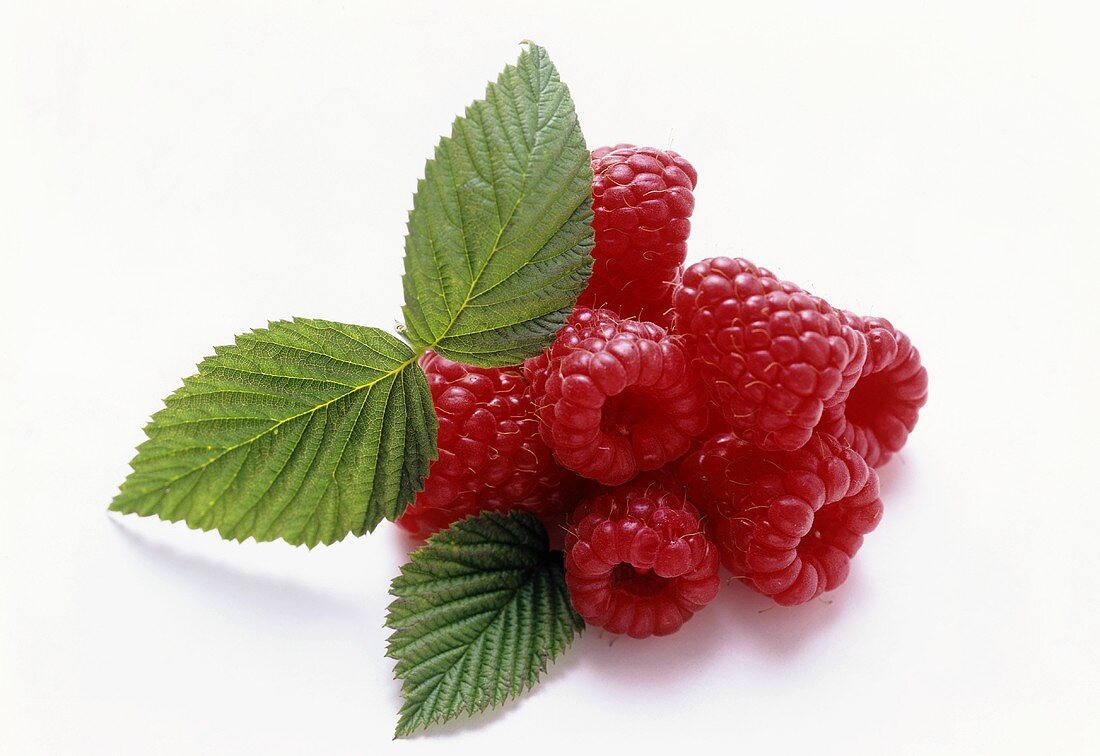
[680,432,882,606]
[524,308,709,486]
[578,145,698,326]
[564,475,720,638]
[395,352,575,539]
[819,313,928,467]
[673,256,866,451]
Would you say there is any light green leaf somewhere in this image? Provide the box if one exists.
[110,319,436,547]
[386,511,583,737]
[401,43,594,367]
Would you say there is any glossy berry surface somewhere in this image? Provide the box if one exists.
[578,145,698,326]
[673,256,865,451]
[819,312,928,467]
[564,475,721,638]
[680,432,882,606]
[396,352,575,539]
[524,308,709,486]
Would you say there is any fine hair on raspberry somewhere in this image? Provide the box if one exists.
[579,145,698,326]
[681,432,883,606]
[564,473,721,638]
[524,307,709,486]
[818,312,928,467]
[673,256,866,452]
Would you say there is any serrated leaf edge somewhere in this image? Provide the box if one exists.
[400,42,593,367]
[110,318,434,547]
[385,512,583,737]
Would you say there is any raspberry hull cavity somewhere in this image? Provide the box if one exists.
[681,432,882,606]
[525,308,709,486]
[819,313,928,467]
[564,475,721,638]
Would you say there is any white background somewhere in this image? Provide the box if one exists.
[3,2,1099,754]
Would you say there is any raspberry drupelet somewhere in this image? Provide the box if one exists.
[818,312,928,467]
[395,352,576,540]
[578,145,698,327]
[680,432,882,606]
[673,256,866,452]
[524,307,709,486]
[564,475,721,638]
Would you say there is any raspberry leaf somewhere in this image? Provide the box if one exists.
[386,511,584,737]
[401,43,594,367]
[109,319,436,547]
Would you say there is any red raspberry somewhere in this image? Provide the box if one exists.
[673,256,866,451]
[396,352,575,539]
[819,313,928,467]
[578,145,698,326]
[524,308,709,486]
[680,432,882,606]
[564,475,721,638]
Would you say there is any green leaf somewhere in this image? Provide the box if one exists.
[110,319,436,547]
[401,42,594,367]
[386,511,584,737]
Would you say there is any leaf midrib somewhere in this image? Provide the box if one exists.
[396,556,547,734]
[119,355,418,501]
[420,50,578,354]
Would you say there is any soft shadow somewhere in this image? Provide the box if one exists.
[379,559,866,735]
[108,518,363,623]
[394,570,865,735]
[573,568,864,690]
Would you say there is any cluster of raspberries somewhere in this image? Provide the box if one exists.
[397,145,928,639]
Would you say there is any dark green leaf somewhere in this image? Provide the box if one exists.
[387,511,584,736]
[401,43,594,367]
[110,319,436,547]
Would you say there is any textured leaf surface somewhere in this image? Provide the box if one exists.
[401,43,594,367]
[110,319,436,547]
[387,511,583,736]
